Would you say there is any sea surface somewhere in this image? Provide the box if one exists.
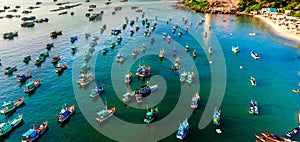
[0,0,300,141]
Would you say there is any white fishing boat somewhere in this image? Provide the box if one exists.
[232,46,239,54]
[250,50,260,60]
[96,100,115,123]
[122,91,135,103]
[249,32,256,36]
[116,52,126,63]
[124,72,133,84]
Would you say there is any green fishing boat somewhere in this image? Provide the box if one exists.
[0,122,12,136]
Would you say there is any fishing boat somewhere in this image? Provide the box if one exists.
[51,54,61,64]
[77,73,94,87]
[22,128,39,142]
[89,12,102,21]
[66,35,77,43]
[158,49,165,59]
[21,22,35,28]
[57,104,75,123]
[1,101,16,115]
[298,110,300,123]
[255,134,279,142]
[4,66,17,74]
[96,101,115,123]
[208,47,213,56]
[10,114,23,128]
[110,42,116,48]
[250,50,260,60]
[0,122,12,136]
[144,107,158,124]
[3,32,18,39]
[132,48,139,57]
[249,32,256,36]
[261,132,292,142]
[80,63,90,73]
[135,83,158,98]
[24,79,40,93]
[100,48,109,55]
[23,55,31,63]
[35,121,47,135]
[172,48,177,56]
[185,45,189,52]
[116,52,126,63]
[124,72,133,84]
[192,49,197,58]
[186,72,194,84]
[191,91,200,109]
[71,46,77,54]
[45,43,54,50]
[136,65,151,78]
[248,100,258,115]
[16,73,32,82]
[180,71,187,82]
[90,85,104,97]
[176,118,189,140]
[14,96,25,107]
[116,36,122,44]
[56,63,67,74]
[232,46,239,54]
[122,91,135,103]
[292,89,300,93]
[250,76,257,87]
[50,31,62,38]
[286,126,300,138]
[213,107,221,126]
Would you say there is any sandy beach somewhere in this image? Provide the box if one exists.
[254,15,300,43]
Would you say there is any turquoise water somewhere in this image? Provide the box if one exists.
[0,0,300,141]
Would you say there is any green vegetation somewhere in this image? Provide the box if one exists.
[239,0,300,17]
[183,0,210,11]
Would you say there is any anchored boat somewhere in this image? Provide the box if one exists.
[24,79,40,93]
[249,100,258,115]
[143,106,158,124]
[57,104,75,123]
[191,91,200,109]
[90,85,104,97]
[176,118,189,140]
[250,50,260,60]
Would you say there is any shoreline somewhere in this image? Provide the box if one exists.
[253,15,300,43]
[173,2,300,45]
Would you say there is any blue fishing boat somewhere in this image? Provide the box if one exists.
[176,118,189,140]
[16,73,32,82]
[249,100,258,115]
[35,121,47,135]
[22,128,39,142]
[57,104,75,123]
[70,36,78,43]
[90,85,104,97]
[143,107,158,124]
[136,65,151,78]
[213,107,221,126]
[286,126,300,138]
